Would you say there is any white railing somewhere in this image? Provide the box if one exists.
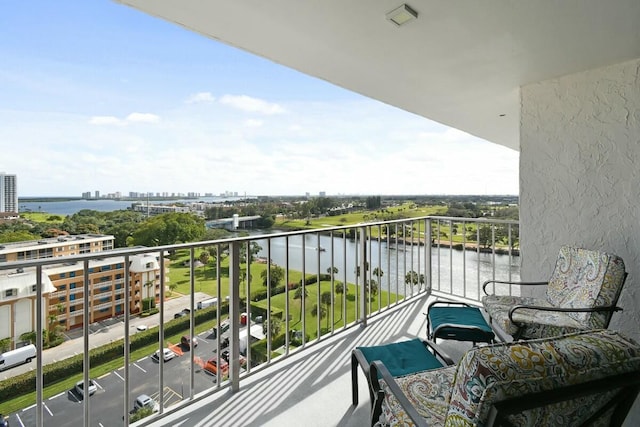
[0,216,519,427]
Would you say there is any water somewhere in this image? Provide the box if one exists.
[19,199,136,215]
[19,196,250,216]
[254,233,520,301]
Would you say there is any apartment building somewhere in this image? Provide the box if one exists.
[0,234,115,263]
[0,233,164,349]
[0,172,17,214]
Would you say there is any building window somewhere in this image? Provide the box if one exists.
[31,285,37,292]
[70,294,75,301]
[70,283,76,289]
[70,271,76,278]
[102,265,111,271]
[60,273,66,279]
[58,285,66,291]
[4,289,17,297]
[59,296,66,302]
[70,306,76,312]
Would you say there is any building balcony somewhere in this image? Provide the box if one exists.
[0,216,520,427]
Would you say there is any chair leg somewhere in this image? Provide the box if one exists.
[351,353,359,406]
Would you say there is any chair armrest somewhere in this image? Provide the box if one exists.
[369,360,430,427]
[422,339,455,366]
[482,279,548,295]
[509,304,623,323]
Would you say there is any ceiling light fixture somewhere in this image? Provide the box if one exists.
[386,4,418,27]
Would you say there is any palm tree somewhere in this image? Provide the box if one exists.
[335,281,345,321]
[311,303,326,326]
[326,266,338,279]
[168,282,178,296]
[293,286,308,321]
[320,291,333,329]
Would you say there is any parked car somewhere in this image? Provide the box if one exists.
[181,335,198,349]
[174,308,190,319]
[75,379,97,397]
[204,357,228,376]
[133,394,159,413]
[151,348,176,362]
[219,350,247,368]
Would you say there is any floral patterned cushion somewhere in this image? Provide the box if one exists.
[380,366,457,426]
[482,246,626,339]
[379,330,640,427]
[545,246,626,326]
[445,329,640,427]
[482,294,583,337]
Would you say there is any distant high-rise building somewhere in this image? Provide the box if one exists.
[319,191,326,197]
[95,190,100,199]
[0,172,17,213]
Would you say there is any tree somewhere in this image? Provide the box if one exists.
[372,267,384,282]
[326,266,339,279]
[168,282,178,296]
[335,281,345,320]
[311,303,326,324]
[320,291,333,328]
[405,270,419,286]
[261,265,285,288]
[262,316,282,339]
[199,250,210,282]
[293,286,308,321]
[132,212,205,246]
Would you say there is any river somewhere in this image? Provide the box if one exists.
[254,233,520,301]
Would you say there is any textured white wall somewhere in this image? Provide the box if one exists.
[520,58,640,424]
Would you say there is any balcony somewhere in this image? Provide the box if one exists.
[0,216,519,427]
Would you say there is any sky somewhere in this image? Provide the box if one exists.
[0,1,519,198]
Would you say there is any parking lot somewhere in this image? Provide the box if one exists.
[6,326,234,427]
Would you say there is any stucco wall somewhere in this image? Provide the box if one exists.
[520,58,640,423]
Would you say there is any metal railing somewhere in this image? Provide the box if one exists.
[0,216,519,426]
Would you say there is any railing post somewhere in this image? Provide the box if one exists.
[359,226,367,326]
[229,241,240,392]
[426,220,432,293]
[35,265,43,427]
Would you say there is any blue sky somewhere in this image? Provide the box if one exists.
[0,1,518,197]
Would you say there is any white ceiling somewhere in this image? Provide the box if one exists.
[116,0,640,151]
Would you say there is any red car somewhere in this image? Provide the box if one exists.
[204,357,229,375]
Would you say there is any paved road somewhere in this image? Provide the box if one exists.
[0,292,213,381]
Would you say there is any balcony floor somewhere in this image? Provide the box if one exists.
[144,294,474,427]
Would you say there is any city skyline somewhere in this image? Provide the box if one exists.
[1,2,519,198]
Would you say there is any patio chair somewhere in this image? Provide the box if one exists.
[370,329,640,427]
[482,245,627,340]
[352,338,454,426]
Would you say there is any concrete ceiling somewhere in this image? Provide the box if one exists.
[116,0,640,151]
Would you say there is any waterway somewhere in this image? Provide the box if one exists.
[18,196,248,216]
[254,233,520,301]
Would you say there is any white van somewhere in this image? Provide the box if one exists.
[197,298,218,310]
[0,344,37,371]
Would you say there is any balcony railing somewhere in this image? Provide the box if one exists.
[0,216,519,427]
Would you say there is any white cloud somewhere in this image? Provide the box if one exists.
[126,112,160,123]
[89,116,123,126]
[185,92,215,104]
[89,113,159,126]
[219,94,285,115]
[244,119,263,128]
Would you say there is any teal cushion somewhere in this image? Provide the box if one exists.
[357,338,443,378]
[429,306,494,342]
